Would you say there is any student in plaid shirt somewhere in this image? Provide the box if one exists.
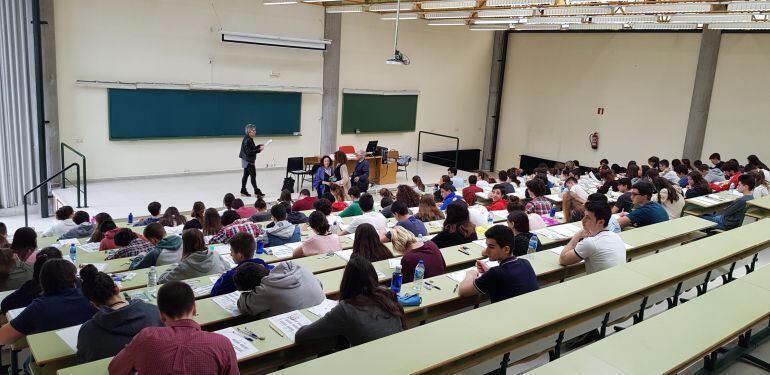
[105,229,154,260]
[208,210,261,244]
[524,179,553,216]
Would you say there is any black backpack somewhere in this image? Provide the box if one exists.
[282,177,295,193]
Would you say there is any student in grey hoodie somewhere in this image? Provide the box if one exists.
[129,223,183,270]
[157,229,228,284]
[76,264,163,363]
[235,260,324,318]
[264,203,301,246]
[58,211,95,241]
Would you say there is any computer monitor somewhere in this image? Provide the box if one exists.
[365,140,378,155]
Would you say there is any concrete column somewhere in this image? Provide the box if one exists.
[481,31,508,171]
[683,29,721,161]
[320,13,341,155]
[41,0,60,184]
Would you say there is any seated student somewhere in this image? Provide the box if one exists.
[685,171,713,198]
[626,164,641,186]
[77,264,164,363]
[697,163,725,184]
[474,171,492,190]
[448,167,464,189]
[330,184,349,212]
[58,211,94,240]
[283,202,308,225]
[394,184,421,209]
[390,226,445,282]
[596,170,618,194]
[386,201,427,239]
[208,210,260,244]
[410,175,426,194]
[612,178,634,214]
[202,207,224,236]
[89,213,114,244]
[485,184,508,212]
[292,189,318,212]
[462,175,484,205]
[652,177,685,219]
[507,198,546,231]
[674,165,690,189]
[1,247,61,313]
[379,188,395,218]
[339,187,363,217]
[229,198,253,219]
[42,205,76,237]
[559,200,626,274]
[210,232,270,296]
[709,152,725,170]
[264,203,301,246]
[129,223,183,270]
[182,201,205,230]
[415,194,445,222]
[658,159,678,183]
[159,230,229,284]
[752,170,770,199]
[158,206,187,227]
[133,201,162,227]
[248,197,272,223]
[295,257,404,347]
[351,224,393,262]
[458,225,539,303]
[496,170,516,195]
[105,229,154,260]
[524,179,553,216]
[439,183,462,211]
[431,201,478,249]
[711,161,742,192]
[0,259,96,345]
[618,182,669,228]
[235,261,324,317]
[562,177,589,222]
[0,228,37,291]
[704,174,755,230]
[222,193,236,213]
[294,211,341,257]
[505,211,543,256]
[342,193,388,235]
[313,198,333,216]
[108,282,237,375]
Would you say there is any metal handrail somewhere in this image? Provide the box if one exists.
[416,131,459,168]
[24,163,81,227]
[61,142,88,207]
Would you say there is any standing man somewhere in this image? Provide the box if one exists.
[239,124,265,197]
[351,149,370,193]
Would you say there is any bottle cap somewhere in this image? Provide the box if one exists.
[395,265,402,272]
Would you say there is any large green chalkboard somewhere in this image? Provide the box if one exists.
[108,89,301,140]
[341,93,417,134]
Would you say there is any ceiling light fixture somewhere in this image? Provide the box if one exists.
[420,1,478,9]
[424,11,473,19]
[325,5,365,13]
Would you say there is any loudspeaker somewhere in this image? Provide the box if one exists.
[379,147,389,164]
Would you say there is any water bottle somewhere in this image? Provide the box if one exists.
[413,260,425,293]
[729,183,735,193]
[487,212,494,227]
[69,244,77,263]
[148,266,157,291]
[549,207,556,218]
[256,235,265,254]
[390,265,403,294]
[527,235,539,260]
[417,233,424,245]
[128,212,133,225]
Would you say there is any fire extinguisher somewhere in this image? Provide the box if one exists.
[589,132,599,150]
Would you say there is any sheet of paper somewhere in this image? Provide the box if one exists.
[59,238,80,246]
[7,307,25,320]
[55,324,82,351]
[220,254,237,268]
[267,310,312,342]
[376,269,386,279]
[263,139,273,147]
[212,291,242,317]
[210,276,220,284]
[192,285,213,296]
[472,239,487,249]
[78,242,101,252]
[409,207,419,214]
[210,244,230,255]
[388,257,403,269]
[283,242,302,251]
[445,270,466,283]
[549,246,565,255]
[307,299,338,318]
[492,210,508,219]
[216,328,259,360]
[335,249,353,262]
[424,234,436,241]
[164,224,185,235]
[344,233,356,240]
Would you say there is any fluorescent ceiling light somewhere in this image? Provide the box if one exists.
[369,3,415,11]
[527,16,582,24]
[477,9,535,17]
[473,17,526,24]
[326,5,365,12]
[622,3,711,14]
[669,14,753,23]
[592,15,656,23]
[263,0,297,4]
[428,19,468,25]
[543,6,612,15]
[136,83,191,90]
[420,1,477,9]
[470,24,511,30]
[728,1,770,12]
[485,0,555,7]
[569,23,623,30]
[513,23,562,30]
[381,13,421,20]
[709,22,770,29]
[424,11,472,18]
[631,23,698,30]
[221,31,330,50]
[303,0,336,2]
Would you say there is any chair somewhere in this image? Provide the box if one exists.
[338,145,355,154]
[302,156,320,190]
[286,157,311,192]
[390,149,411,180]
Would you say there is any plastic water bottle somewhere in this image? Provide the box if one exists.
[256,235,265,254]
[527,235,539,260]
[128,212,133,225]
[147,266,157,291]
[487,212,494,227]
[729,183,735,194]
[417,233,424,245]
[390,265,403,294]
[69,244,77,263]
[413,260,425,293]
[549,207,556,218]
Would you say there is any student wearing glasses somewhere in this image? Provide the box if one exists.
[617,182,669,228]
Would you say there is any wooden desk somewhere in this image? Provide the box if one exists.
[345,156,396,186]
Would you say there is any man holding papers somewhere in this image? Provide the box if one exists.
[559,199,626,274]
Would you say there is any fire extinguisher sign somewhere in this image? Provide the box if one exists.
[597,107,605,115]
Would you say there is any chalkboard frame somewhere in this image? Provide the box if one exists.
[340,93,418,134]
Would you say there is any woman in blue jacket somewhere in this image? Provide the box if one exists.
[313,155,334,198]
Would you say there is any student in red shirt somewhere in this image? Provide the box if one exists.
[292,189,318,212]
[485,184,508,212]
[462,175,484,205]
[109,281,238,375]
[711,161,742,192]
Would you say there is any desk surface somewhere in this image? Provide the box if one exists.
[748,194,770,211]
[685,191,739,209]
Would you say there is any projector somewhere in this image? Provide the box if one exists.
[386,50,410,65]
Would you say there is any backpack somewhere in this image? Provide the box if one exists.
[282,177,295,193]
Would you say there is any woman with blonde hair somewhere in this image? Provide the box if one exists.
[389,226,445,283]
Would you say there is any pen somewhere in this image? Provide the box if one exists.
[235,330,254,342]
[426,280,441,290]
[269,324,284,337]
[457,247,470,255]
[238,327,265,341]
[453,284,458,293]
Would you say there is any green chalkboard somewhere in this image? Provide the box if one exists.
[108,89,301,140]
[341,93,417,134]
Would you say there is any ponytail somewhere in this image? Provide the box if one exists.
[80,264,118,305]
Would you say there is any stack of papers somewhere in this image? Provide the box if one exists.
[266,245,294,259]
[215,328,259,360]
[55,325,82,351]
[307,299,338,318]
[267,311,312,342]
[212,291,242,317]
[192,285,214,296]
[209,244,230,255]
[78,242,101,252]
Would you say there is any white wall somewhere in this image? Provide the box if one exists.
[495,33,701,169]
[54,1,492,179]
[703,33,770,164]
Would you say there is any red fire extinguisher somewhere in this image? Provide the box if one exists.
[589,132,599,150]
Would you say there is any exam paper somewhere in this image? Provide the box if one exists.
[192,285,213,296]
[388,257,403,269]
[209,244,231,255]
[445,270,466,283]
[216,328,259,360]
[335,249,353,262]
[220,254,238,268]
[78,242,101,252]
[267,311,312,342]
[59,238,80,247]
[55,325,82,351]
[212,291,242,317]
[307,299,338,318]
[7,307,24,320]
